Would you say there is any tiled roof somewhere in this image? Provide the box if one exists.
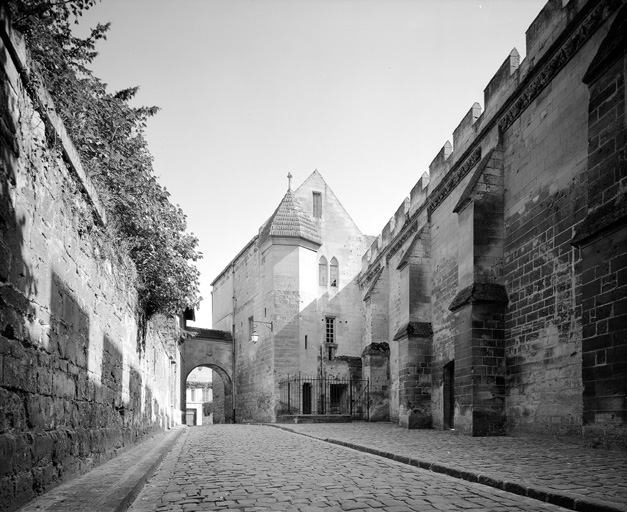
[259,189,322,245]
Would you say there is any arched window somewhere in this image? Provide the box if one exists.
[319,256,328,286]
[330,257,338,287]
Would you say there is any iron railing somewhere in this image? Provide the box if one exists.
[278,375,369,420]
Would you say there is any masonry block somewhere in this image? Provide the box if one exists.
[0,10,183,509]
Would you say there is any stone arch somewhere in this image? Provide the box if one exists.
[182,330,233,423]
[185,363,233,424]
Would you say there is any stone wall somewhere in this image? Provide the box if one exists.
[360,0,626,446]
[0,11,183,510]
[574,3,627,449]
[212,374,226,424]
[231,240,276,422]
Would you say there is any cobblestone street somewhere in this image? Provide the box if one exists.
[128,425,570,512]
[275,422,627,509]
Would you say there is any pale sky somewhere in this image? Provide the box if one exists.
[75,0,548,327]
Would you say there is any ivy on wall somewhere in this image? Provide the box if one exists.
[8,0,202,324]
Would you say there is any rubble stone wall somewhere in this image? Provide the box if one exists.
[0,12,182,511]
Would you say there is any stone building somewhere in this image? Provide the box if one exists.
[360,0,626,448]
[212,171,373,422]
[213,0,626,448]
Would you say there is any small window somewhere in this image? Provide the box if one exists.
[330,257,338,287]
[319,256,328,286]
[313,192,322,218]
[248,316,254,338]
[305,335,308,350]
[325,316,335,344]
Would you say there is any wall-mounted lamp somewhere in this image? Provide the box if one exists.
[251,321,273,342]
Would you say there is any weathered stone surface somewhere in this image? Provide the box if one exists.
[448,283,508,311]
[361,341,390,357]
[357,0,626,444]
[398,405,431,429]
[369,400,390,422]
[0,9,185,510]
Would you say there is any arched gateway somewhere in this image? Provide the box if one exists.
[182,328,233,423]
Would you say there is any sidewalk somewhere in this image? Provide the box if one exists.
[19,427,184,512]
[271,422,627,512]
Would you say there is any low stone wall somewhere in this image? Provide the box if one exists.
[0,11,182,511]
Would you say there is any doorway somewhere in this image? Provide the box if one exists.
[302,383,312,414]
[443,360,455,429]
[329,383,347,414]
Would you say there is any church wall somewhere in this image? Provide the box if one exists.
[500,19,600,437]
[388,261,402,422]
[388,327,400,423]
[370,276,389,346]
[429,169,477,430]
[359,0,626,443]
[383,228,418,422]
[574,5,627,449]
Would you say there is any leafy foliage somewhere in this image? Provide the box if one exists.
[9,0,202,319]
[187,381,213,390]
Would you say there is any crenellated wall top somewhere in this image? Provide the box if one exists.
[360,0,619,280]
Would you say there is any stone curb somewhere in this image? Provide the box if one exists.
[268,424,627,512]
[20,427,186,512]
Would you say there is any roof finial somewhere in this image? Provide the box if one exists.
[287,172,293,190]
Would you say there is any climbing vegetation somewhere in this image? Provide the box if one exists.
[8,0,202,322]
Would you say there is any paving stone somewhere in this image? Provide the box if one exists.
[128,425,571,512]
[24,423,626,512]
[273,422,627,512]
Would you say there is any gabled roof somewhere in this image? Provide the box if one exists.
[259,188,322,246]
[294,169,364,236]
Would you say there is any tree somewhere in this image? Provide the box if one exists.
[8,0,202,329]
